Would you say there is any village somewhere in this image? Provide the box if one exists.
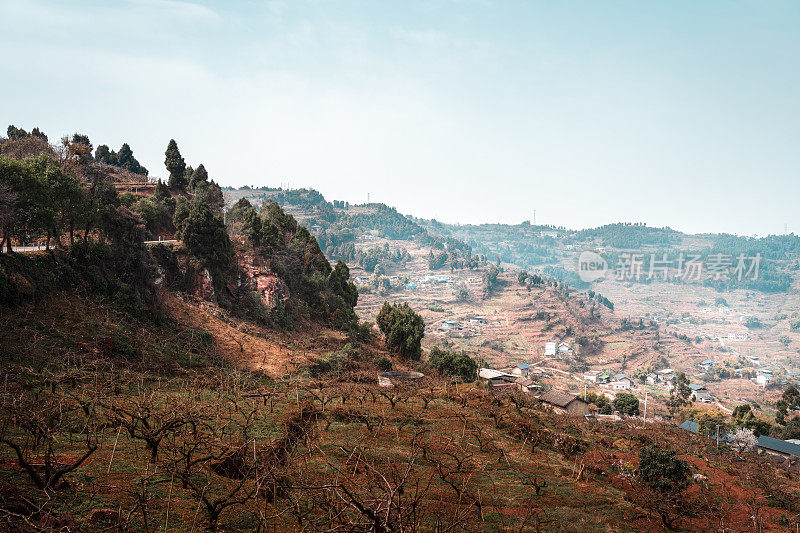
[474,343,800,470]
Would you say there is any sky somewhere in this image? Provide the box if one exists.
[1,0,799,236]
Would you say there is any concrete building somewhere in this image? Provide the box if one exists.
[689,384,711,402]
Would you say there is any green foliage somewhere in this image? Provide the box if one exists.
[482,265,500,299]
[376,302,425,360]
[637,446,690,494]
[585,392,608,408]
[428,347,477,382]
[613,392,640,416]
[179,200,232,272]
[669,372,692,408]
[744,316,762,329]
[164,139,187,190]
[731,404,772,436]
[189,163,209,191]
[308,343,360,378]
[233,200,358,329]
[375,356,393,371]
[132,194,176,237]
[453,281,470,302]
[775,386,800,427]
[193,180,224,208]
[95,143,148,175]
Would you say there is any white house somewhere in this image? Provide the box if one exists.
[756,370,772,387]
[657,368,675,381]
[544,342,557,357]
[509,363,532,376]
[583,370,601,383]
[611,374,633,390]
[557,342,573,355]
[439,320,461,332]
[689,384,711,402]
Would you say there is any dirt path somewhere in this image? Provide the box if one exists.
[161,292,301,376]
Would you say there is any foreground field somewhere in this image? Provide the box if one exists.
[2,293,800,531]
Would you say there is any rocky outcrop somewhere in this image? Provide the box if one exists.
[239,258,289,310]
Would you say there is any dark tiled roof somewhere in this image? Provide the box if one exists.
[539,389,584,408]
[758,435,800,456]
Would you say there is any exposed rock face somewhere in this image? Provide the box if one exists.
[172,247,289,310]
[199,268,216,302]
[240,260,289,310]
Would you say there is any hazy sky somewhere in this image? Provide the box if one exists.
[1,1,798,236]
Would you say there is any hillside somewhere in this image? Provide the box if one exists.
[2,132,800,531]
[223,187,800,427]
[3,289,800,531]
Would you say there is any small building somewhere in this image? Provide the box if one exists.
[514,376,540,393]
[469,316,488,325]
[583,370,601,383]
[610,374,633,390]
[538,390,590,416]
[478,368,516,390]
[438,320,461,332]
[698,359,716,371]
[557,342,573,355]
[645,373,658,386]
[689,384,711,402]
[727,332,749,341]
[596,372,612,384]
[510,363,531,376]
[756,371,772,387]
[757,435,800,459]
[678,420,699,434]
[544,342,557,357]
[657,368,675,381]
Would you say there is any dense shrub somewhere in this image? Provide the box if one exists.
[376,302,425,360]
[428,347,477,382]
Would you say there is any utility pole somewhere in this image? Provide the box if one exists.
[584,383,587,401]
[716,424,720,448]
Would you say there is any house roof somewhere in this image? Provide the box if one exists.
[479,368,513,380]
[689,384,707,391]
[615,374,631,381]
[758,435,800,456]
[657,368,674,374]
[678,420,699,434]
[515,363,531,370]
[539,389,586,408]
[515,376,538,388]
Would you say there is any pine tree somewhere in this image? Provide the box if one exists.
[189,164,209,191]
[164,139,187,190]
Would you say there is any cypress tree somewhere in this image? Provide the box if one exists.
[164,139,187,190]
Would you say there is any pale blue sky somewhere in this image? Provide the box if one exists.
[1,1,798,235]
